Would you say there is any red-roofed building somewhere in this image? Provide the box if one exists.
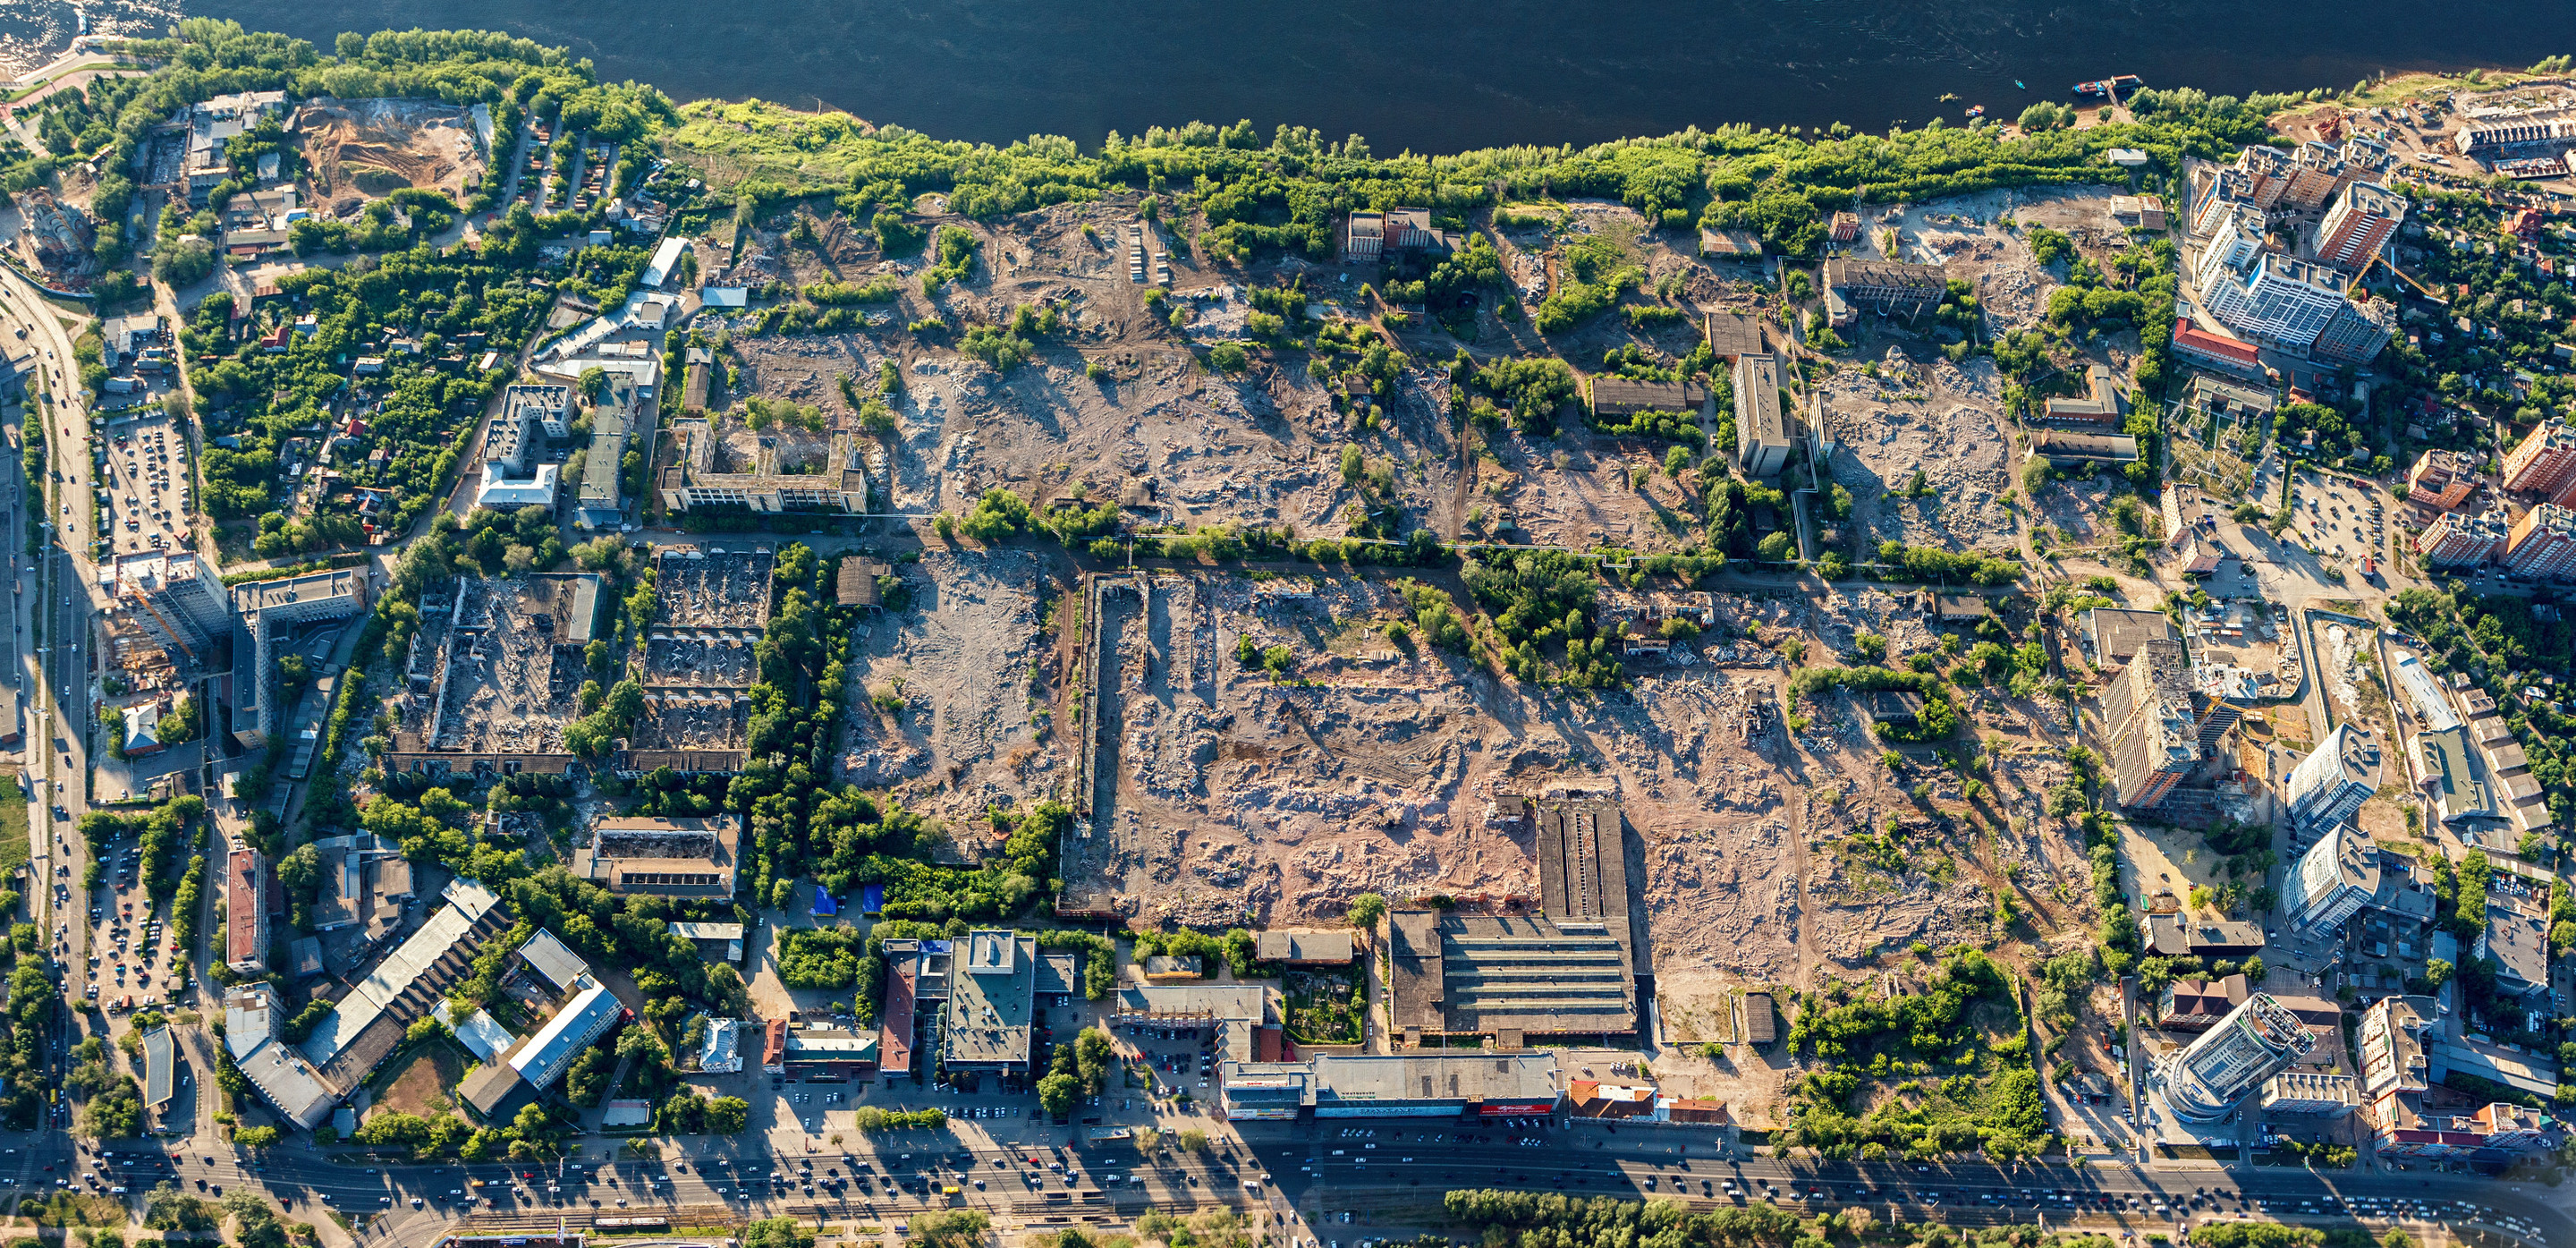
[1570,1081,1657,1118]
[2171,322,2267,380]
[225,847,269,976]
[2504,208,2546,242]
[762,1017,788,1074]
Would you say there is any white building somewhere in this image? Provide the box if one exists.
[2286,822,2379,938]
[2155,993,2316,1123]
[2284,724,2379,849]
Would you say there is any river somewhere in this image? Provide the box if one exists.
[10,0,2576,153]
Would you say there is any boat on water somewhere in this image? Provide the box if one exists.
[2074,74,2145,98]
[1965,106,1986,119]
[1937,92,1960,103]
[2014,81,2026,90]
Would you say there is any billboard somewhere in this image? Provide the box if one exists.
[1226,1107,1300,1121]
[1478,1103,1556,1116]
[1315,1101,1468,1118]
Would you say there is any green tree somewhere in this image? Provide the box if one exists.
[1345,893,1386,930]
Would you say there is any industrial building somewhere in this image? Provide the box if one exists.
[2154,992,2316,1124]
[1387,909,1634,1044]
[1220,1050,1563,1120]
[2285,822,2379,938]
[1586,377,1705,420]
[228,880,507,1132]
[1732,352,1791,477]
[2034,365,2124,429]
[1252,930,1354,966]
[655,421,872,515]
[380,575,604,780]
[572,814,741,899]
[1820,259,1945,326]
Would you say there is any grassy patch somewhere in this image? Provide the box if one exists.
[663,101,891,190]
[0,767,30,886]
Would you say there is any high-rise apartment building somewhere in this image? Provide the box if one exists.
[2504,503,2576,582]
[2317,182,2405,267]
[2199,255,2357,357]
[2286,822,2379,938]
[2414,510,2505,567]
[2155,993,2316,1124]
[2500,419,2576,505]
[2284,724,2379,846]
[110,550,232,664]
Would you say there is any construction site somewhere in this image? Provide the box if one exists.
[382,574,602,778]
[292,97,487,208]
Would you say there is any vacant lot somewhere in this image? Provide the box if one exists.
[372,1039,468,1118]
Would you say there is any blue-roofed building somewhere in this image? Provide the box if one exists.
[511,985,624,1091]
[860,884,884,916]
[811,889,838,918]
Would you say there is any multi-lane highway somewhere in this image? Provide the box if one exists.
[0,1115,2562,1248]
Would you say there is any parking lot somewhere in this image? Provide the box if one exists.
[102,412,187,559]
[1114,1020,1217,1102]
[2286,470,2385,569]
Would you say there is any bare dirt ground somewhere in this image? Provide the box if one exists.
[370,1039,465,1118]
[1059,572,1820,939]
[1818,352,2015,554]
[699,190,2140,1104]
[843,548,1055,828]
[295,98,486,207]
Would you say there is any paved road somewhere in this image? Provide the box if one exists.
[0,1123,2559,1248]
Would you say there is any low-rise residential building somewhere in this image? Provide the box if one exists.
[2156,975,2249,1032]
[2405,449,2479,511]
[225,846,269,975]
